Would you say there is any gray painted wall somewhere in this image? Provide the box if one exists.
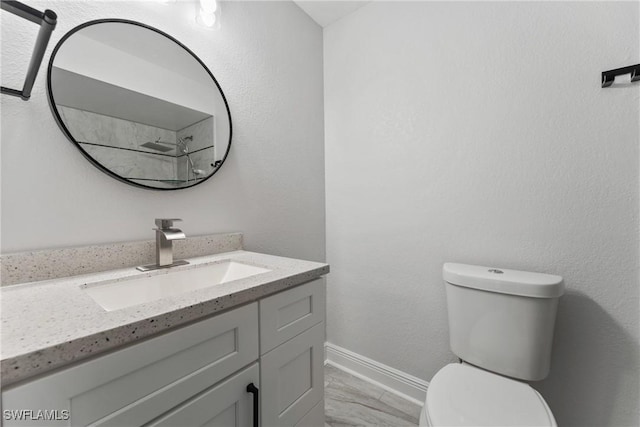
[324,2,639,426]
[1,1,325,265]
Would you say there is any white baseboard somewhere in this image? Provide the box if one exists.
[324,342,428,406]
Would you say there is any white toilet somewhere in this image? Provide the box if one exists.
[420,263,564,427]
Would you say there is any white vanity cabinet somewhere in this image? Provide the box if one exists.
[2,279,325,427]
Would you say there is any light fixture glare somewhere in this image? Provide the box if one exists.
[200,0,217,14]
[197,8,217,27]
[196,0,219,29]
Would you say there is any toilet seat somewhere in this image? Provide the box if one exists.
[424,363,556,427]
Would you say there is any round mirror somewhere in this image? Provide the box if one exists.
[47,19,232,190]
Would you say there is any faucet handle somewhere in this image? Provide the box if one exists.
[155,218,182,229]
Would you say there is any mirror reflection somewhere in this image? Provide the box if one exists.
[48,20,231,190]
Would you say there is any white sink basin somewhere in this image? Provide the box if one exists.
[83,260,271,311]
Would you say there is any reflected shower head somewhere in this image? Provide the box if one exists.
[140,140,175,152]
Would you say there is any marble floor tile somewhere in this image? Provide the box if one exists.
[325,364,422,426]
[325,365,385,400]
[378,391,422,422]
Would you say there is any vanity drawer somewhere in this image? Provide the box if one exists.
[2,303,259,427]
[260,279,325,354]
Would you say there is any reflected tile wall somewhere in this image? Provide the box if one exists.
[58,106,178,183]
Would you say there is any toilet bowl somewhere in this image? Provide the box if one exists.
[419,363,556,427]
[422,263,564,427]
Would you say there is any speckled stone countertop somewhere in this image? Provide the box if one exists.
[1,233,243,286]
[1,250,328,386]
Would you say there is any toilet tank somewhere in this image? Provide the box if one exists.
[443,263,564,381]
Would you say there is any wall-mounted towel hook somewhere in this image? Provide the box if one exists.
[0,0,57,101]
[601,64,640,88]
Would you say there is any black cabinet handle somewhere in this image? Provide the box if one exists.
[246,382,259,427]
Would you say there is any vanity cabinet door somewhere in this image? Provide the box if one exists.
[295,401,325,427]
[260,322,325,427]
[148,364,259,427]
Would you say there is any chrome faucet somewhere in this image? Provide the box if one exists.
[137,218,189,271]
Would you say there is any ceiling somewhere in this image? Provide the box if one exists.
[293,1,371,28]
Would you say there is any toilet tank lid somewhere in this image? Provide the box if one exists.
[443,263,564,298]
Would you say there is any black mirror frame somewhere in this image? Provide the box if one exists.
[46,18,232,191]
